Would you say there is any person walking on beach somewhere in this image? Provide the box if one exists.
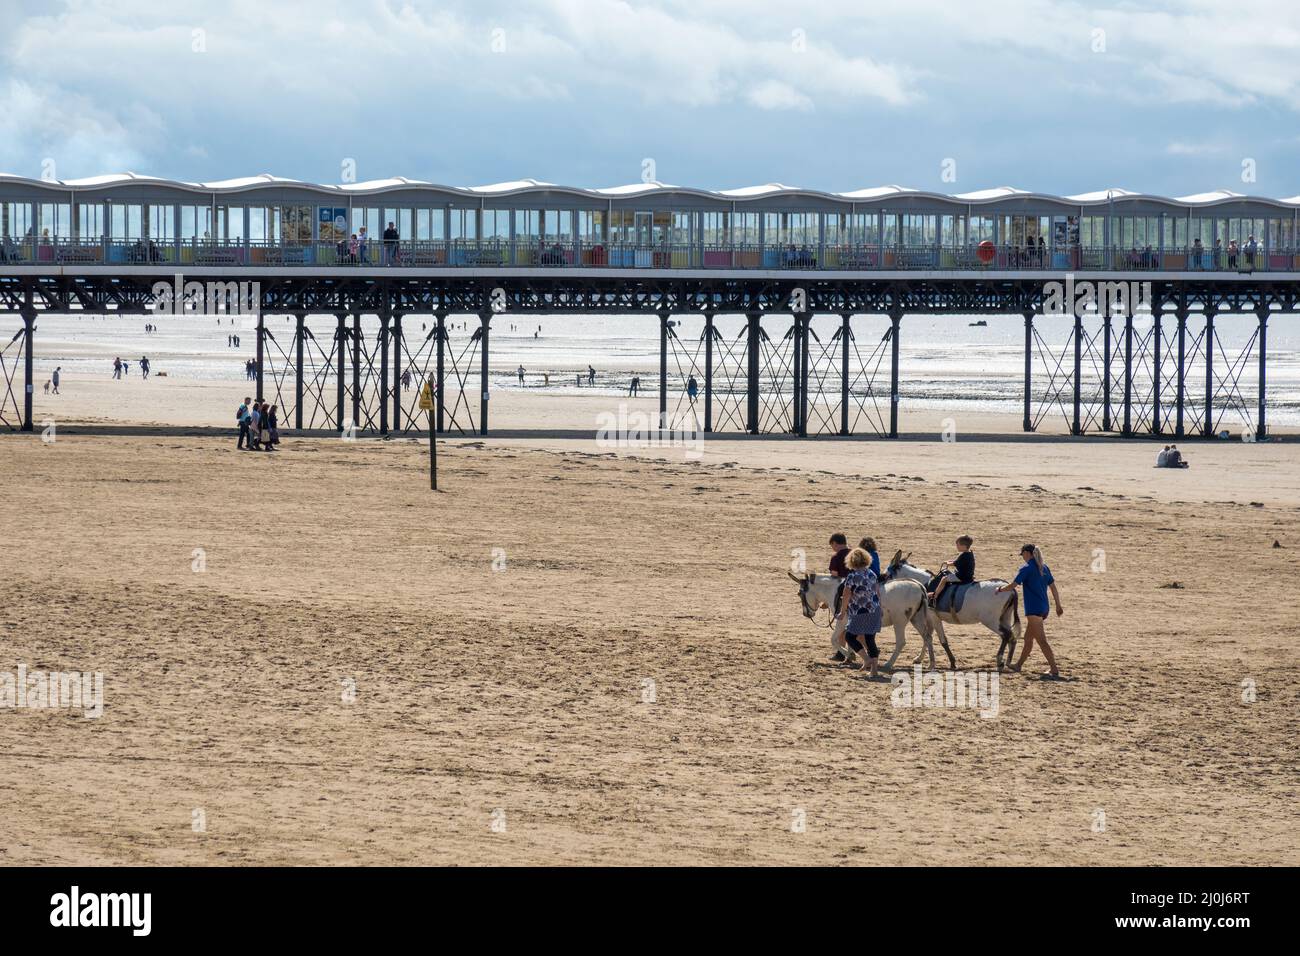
[587,365,596,386]
[262,402,277,451]
[113,356,122,379]
[836,548,884,678]
[827,532,851,663]
[51,367,60,394]
[687,375,698,404]
[628,375,640,397]
[236,395,253,450]
[140,355,150,379]
[517,365,526,386]
[997,544,1064,679]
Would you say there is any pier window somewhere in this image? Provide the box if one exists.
[733,212,760,246]
[110,202,144,240]
[181,205,213,242]
[700,212,730,246]
[576,210,604,245]
[1078,216,1105,248]
[2,202,35,239]
[77,202,104,240]
[147,204,175,242]
[900,213,936,247]
[968,215,995,243]
[847,213,878,246]
[1267,217,1294,251]
[451,208,478,241]
[38,203,71,239]
[415,208,446,241]
[351,207,380,240]
[215,205,245,242]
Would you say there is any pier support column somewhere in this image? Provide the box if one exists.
[255,312,265,401]
[1022,310,1033,433]
[1071,312,1083,435]
[351,312,362,431]
[1175,308,1188,438]
[294,312,305,430]
[478,311,491,436]
[745,312,760,434]
[888,308,902,439]
[841,313,851,436]
[391,313,403,432]
[1256,306,1268,441]
[1203,311,1215,438]
[1152,311,1163,435]
[703,313,714,433]
[436,312,446,434]
[1122,313,1134,436]
[20,305,35,432]
[379,305,390,435]
[790,312,800,434]
[658,310,669,433]
[1102,310,1113,431]
[335,312,347,433]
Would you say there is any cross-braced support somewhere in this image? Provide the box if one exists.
[478,311,491,435]
[0,310,32,431]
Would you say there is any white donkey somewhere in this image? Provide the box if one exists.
[883,550,1021,670]
[788,570,938,670]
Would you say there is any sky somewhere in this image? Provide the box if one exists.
[1,0,1299,197]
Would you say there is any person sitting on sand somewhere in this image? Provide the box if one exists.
[1157,445,1171,467]
[1167,444,1188,469]
[930,535,975,607]
[997,544,1064,680]
[835,548,884,678]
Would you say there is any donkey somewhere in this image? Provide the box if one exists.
[788,570,939,671]
[884,550,1020,670]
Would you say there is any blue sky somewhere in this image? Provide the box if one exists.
[2,0,1298,197]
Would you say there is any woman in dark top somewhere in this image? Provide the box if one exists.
[836,548,883,677]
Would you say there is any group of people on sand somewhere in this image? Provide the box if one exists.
[1156,444,1189,468]
[825,532,1064,681]
[236,396,280,452]
[112,356,150,379]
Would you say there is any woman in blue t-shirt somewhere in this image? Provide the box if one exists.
[996,544,1064,680]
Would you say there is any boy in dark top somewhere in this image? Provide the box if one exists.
[828,533,850,578]
[930,535,975,607]
[827,532,851,661]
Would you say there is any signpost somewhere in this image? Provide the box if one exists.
[419,379,437,490]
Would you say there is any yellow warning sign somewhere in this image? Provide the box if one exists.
[418,381,435,411]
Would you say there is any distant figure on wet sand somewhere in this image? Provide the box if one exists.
[517,365,526,385]
[628,375,640,396]
[51,366,60,394]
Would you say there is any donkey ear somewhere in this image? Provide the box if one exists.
[891,549,902,564]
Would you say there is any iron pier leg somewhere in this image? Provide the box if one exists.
[841,313,851,436]
[391,313,403,432]
[1022,310,1033,433]
[1176,309,1187,438]
[21,306,35,432]
[1256,306,1268,441]
[1122,313,1133,436]
[659,310,669,433]
[1072,312,1082,435]
[888,308,902,439]
[1204,312,1215,438]
[704,313,714,433]
[352,312,362,431]
[256,313,265,400]
[379,307,390,435]
[746,312,760,434]
[479,310,490,436]
[1102,310,1112,431]
[436,312,446,434]
[1152,312,1162,435]
[797,312,810,437]
[336,312,347,433]
[294,312,305,430]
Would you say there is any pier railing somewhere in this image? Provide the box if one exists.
[2,236,1297,273]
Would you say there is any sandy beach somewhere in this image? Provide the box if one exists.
[1,410,1297,864]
